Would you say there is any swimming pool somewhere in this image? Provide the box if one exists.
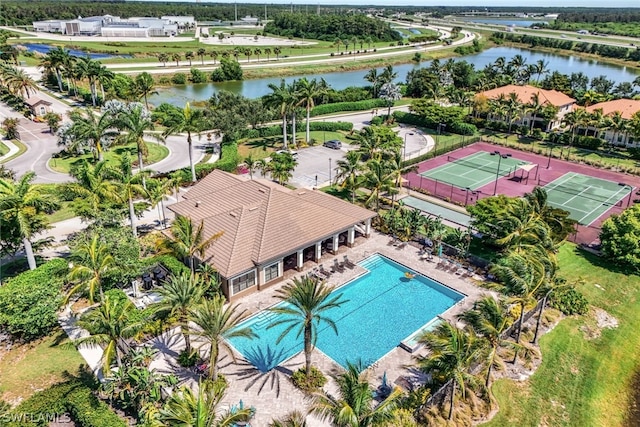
[228,254,464,372]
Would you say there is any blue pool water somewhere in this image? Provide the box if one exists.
[228,254,464,372]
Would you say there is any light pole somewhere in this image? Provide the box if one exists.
[465,187,471,205]
[546,146,553,169]
[435,123,445,157]
[493,151,512,195]
[329,158,332,186]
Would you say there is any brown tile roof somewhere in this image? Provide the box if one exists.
[585,99,640,120]
[168,170,377,278]
[477,84,576,107]
[24,96,52,107]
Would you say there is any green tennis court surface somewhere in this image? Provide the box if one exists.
[420,151,532,190]
[542,172,633,225]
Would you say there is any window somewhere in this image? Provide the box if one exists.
[39,106,46,115]
[231,270,256,295]
[264,262,279,283]
[618,134,624,143]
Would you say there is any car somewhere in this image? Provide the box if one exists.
[275,149,298,158]
[323,140,342,149]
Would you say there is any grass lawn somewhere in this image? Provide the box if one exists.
[0,140,8,156]
[238,130,349,160]
[34,183,77,223]
[0,330,85,405]
[49,142,169,174]
[484,243,640,427]
[0,139,27,165]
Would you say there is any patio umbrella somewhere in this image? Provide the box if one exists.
[438,244,443,257]
[381,371,388,388]
[239,399,244,409]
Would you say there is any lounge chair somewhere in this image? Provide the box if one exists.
[319,264,332,278]
[333,258,345,273]
[343,255,356,269]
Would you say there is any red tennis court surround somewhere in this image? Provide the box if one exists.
[403,142,640,246]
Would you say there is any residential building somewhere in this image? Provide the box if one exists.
[586,99,640,146]
[476,84,576,131]
[168,170,376,302]
[24,97,52,118]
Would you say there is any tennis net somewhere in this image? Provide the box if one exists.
[447,155,515,175]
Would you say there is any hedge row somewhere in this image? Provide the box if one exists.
[393,111,477,136]
[240,121,354,139]
[11,379,126,427]
[0,259,67,341]
[310,99,387,117]
[142,254,190,277]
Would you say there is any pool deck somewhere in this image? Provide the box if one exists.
[148,230,495,426]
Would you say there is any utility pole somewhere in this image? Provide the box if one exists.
[291,2,293,13]
[234,2,238,22]
[317,4,320,15]
[264,4,267,21]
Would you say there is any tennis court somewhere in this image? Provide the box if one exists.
[420,151,532,191]
[542,172,634,225]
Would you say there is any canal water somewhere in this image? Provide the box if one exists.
[149,46,640,106]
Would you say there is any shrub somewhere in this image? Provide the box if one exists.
[0,259,67,341]
[212,142,240,172]
[177,349,199,367]
[291,366,327,394]
[171,73,186,84]
[12,377,125,427]
[370,116,384,126]
[573,135,603,150]
[309,121,353,132]
[449,121,477,135]
[310,99,387,117]
[145,255,190,277]
[189,67,208,83]
[549,287,589,315]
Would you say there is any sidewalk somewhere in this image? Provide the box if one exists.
[0,139,19,163]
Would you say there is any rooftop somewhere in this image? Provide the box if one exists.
[168,170,376,278]
[477,84,576,107]
[586,99,640,120]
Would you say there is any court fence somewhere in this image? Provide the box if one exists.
[405,175,492,207]
[402,135,482,168]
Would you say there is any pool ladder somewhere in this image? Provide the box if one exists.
[254,310,278,329]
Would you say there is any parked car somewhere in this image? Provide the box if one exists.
[323,140,342,149]
[275,149,298,158]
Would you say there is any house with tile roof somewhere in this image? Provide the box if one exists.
[585,99,640,146]
[168,170,377,301]
[476,84,576,131]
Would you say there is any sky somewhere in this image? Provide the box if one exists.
[134,0,640,8]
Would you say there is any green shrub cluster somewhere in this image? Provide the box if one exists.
[211,142,240,172]
[549,287,589,315]
[395,111,478,136]
[11,377,125,427]
[571,135,604,150]
[189,68,208,83]
[144,255,190,277]
[210,58,243,82]
[171,73,187,85]
[291,366,327,394]
[0,259,67,341]
[310,99,387,117]
[448,121,478,136]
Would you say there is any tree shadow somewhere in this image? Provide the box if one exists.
[227,344,298,397]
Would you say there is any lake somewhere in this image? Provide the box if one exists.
[457,18,549,28]
[149,46,640,106]
[20,43,131,60]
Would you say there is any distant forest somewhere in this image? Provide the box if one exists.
[264,13,401,42]
[1,1,639,27]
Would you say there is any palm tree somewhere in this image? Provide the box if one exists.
[158,53,169,67]
[264,80,292,149]
[157,379,252,427]
[269,411,308,427]
[335,150,364,203]
[190,295,256,380]
[0,172,57,270]
[66,107,119,162]
[39,46,69,92]
[185,51,195,66]
[607,110,628,146]
[491,251,546,363]
[379,82,401,118]
[153,272,208,355]
[268,276,346,379]
[172,53,182,67]
[458,296,532,387]
[310,361,402,427]
[65,160,119,216]
[197,47,206,65]
[209,50,219,64]
[361,159,394,211]
[264,47,272,61]
[264,151,297,185]
[147,177,172,227]
[496,198,554,253]
[296,78,327,143]
[114,103,164,189]
[273,46,281,60]
[254,48,262,62]
[94,62,114,102]
[244,154,260,179]
[417,322,482,421]
[115,153,149,237]
[66,234,114,304]
[527,93,545,133]
[74,294,144,372]
[5,67,37,99]
[533,59,549,83]
[364,68,381,98]
[505,92,523,134]
[156,216,223,273]
[380,64,398,85]
[134,72,157,110]
[161,103,205,182]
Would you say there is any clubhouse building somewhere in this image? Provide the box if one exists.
[168,170,376,301]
